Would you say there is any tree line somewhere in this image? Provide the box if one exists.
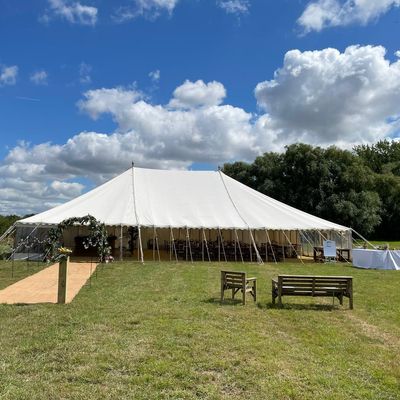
[0,215,20,237]
[223,140,400,239]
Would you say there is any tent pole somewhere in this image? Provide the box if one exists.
[298,230,305,260]
[201,228,204,262]
[137,232,140,262]
[138,225,144,263]
[169,228,172,261]
[218,228,227,262]
[0,223,16,242]
[184,227,188,262]
[217,229,221,262]
[318,229,328,241]
[336,231,352,264]
[202,229,211,262]
[8,224,41,261]
[152,226,156,261]
[265,229,277,264]
[170,227,178,263]
[154,227,161,262]
[281,231,285,262]
[249,229,253,262]
[234,229,244,263]
[186,227,193,263]
[264,231,268,263]
[282,230,304,265]
[234,234,237,262]
[299,230,315,257]
[351,228,377,249]
[120,225,123,261]
[249,229,263,264]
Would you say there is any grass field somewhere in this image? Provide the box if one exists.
[369,241,400,249]
[0,260,399,399]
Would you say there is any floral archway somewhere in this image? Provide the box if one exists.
[45,215,111,262]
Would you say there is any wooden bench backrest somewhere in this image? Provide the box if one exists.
[221,271,246,288]
[278,275,352,292]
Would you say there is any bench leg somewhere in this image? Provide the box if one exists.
[272,283,276,305]
[349,295,353,310]
[232,288,235,300]
[253,281,257,302]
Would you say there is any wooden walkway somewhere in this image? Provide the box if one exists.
[0,262,98,304]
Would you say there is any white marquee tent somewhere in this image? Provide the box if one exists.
[12,167,352,262]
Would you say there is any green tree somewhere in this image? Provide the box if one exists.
[223,143,382,236]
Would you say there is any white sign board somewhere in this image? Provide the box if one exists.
[323,240,336,258]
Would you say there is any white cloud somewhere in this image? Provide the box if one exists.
[217,0,250,15]
[50,180,84,197]
[113,0,179,22]
[42,0,98,26]
[255,45,400,145]
[168,80,227,109]
[78,87,142,121]
[3,45,400,213]
[30,70,48,85]
[79,62,92,84]
[298,0,400,33]
[149,69,160,83]
[0,65,18,86]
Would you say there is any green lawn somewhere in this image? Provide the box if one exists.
[0,260,399,400]
[370,241,400,249]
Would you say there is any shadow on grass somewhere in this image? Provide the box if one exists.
[258,302,337,311]
[203,297,246,306]
[203,297,343,310]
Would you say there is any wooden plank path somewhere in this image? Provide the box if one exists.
[0,262,98,304]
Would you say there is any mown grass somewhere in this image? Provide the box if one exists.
[0,260,399,399]
[370,241,400,249]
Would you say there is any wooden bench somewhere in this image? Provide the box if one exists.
[272,275,353,309]
[221,271,257,305]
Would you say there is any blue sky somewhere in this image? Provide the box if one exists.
[1,0,400,214]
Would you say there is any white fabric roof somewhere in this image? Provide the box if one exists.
[17,167,350,231]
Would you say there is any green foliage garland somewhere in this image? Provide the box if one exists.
[45,215,111,262]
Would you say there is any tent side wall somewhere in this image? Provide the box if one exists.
[11,224,352,262]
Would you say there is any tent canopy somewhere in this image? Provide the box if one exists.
[17,167,350,231]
